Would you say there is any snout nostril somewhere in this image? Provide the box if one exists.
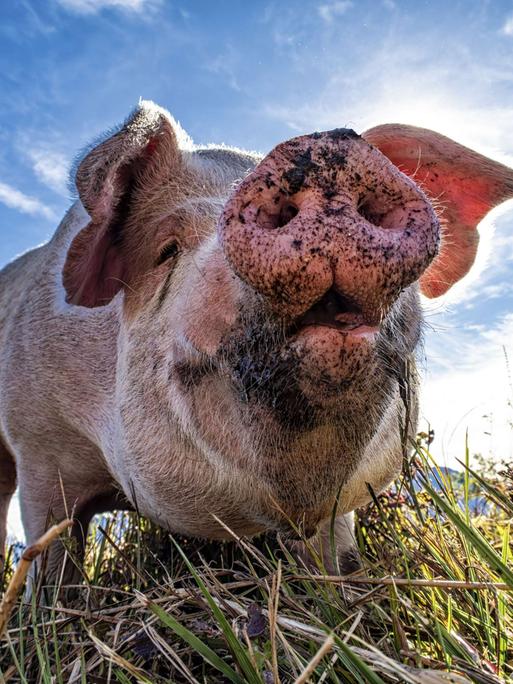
[357,196,416,232]
[257,202,299,230]
[357,198,387,227]
[277,202,299,228]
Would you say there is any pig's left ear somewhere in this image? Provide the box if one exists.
[63,100,187,307]
[362,124,513,297]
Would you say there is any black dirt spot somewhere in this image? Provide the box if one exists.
[327,128,360,141]
[264,173,275,189]
[282,148,319,194]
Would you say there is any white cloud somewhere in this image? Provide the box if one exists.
[28,148,69,197]
[501,16,513,36]
[0,181,55,220]
[264,82,513,165]
[205,48,241,92]
[7,494,24,543]
[318,1,353,23]
[421,313,513,468]
[56,0,159,15]
[463,281,513,308]
[260,22,513,162]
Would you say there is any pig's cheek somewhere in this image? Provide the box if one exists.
[176,300,235,356]
[170,371,252,468]
[289,328,377,390]
[178,278,242,356]
[182,321,218,356]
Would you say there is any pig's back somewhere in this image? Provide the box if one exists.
[0,204,87,355]
[0,205,121,453]
[0,244,48,341]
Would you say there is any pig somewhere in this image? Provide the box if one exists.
[0,101,512,583]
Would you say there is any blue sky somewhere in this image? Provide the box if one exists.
[2,0,513,535]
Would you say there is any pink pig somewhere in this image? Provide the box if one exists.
[0,101,512,581]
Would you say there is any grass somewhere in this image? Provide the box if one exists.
[0,442,512,683]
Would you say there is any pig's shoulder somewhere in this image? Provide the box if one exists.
[0,201,96,330]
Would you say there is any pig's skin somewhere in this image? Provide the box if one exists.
[0,101,512,581]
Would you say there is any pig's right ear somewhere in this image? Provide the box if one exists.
[63,101,186,308]
[363,124,513,298]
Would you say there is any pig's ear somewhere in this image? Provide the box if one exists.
[63,100,187,307]
[362,124,513,297]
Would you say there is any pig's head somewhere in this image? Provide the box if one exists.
[62,102,513,537]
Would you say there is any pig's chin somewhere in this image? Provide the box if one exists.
[220,309,385,431]
[276,287,382,400]
[286,324,380,402]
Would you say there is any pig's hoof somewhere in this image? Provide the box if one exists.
[338,548,362,576]
[319,547,363,576]
[287,537,363,577]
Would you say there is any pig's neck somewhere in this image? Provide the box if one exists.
[258,378,413,528]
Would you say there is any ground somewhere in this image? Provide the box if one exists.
[0,442,512,683]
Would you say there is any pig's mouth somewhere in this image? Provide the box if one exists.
[216,285,388,431]
[289,288,380,338]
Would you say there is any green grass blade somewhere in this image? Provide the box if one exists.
[332,634,387,684]
[51,609,64,684]
[498,523,510,673]
[114,670,133,684]
[148,600,245,684]
[464,432,470,525]
[422,479,513,588]
[170,536,262,684]
[457,460,513,516]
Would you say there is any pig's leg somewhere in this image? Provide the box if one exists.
[19,471,125,593]
[0,438,16,573]
[290,512,361,575]
[19,477,86,592]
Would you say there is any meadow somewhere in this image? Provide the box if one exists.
[0,441,511,683]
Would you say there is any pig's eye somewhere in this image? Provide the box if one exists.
[156,241,180,266]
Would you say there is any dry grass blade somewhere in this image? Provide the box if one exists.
[89,632,153,683]
[291,576,513,591]
[268,560,282,683]
[293,633,334,684]
[0,518,72,635]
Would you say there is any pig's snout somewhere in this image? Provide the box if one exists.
[219,129,440,323]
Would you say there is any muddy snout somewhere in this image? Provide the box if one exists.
[219,128,440,326]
